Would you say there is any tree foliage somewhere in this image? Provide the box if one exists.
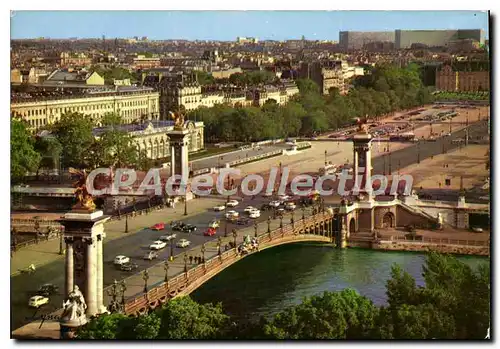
[11,118,41,182]
[188,63,435,141]
[76,253,489,340]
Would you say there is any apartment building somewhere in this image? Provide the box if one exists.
[11,87,160,131]
[436,64,489,92]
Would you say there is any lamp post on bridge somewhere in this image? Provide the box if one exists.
[232,229,237,250]
[120,280,127,312]
[142,270,149,294]
[169,238,175,261]
[201,243,206,263]
[183,253,188,273]
[124,214,129,234]
[254,221,258,238]
[58,228,63,255]
[267,216,271,234]
[301,206,305,220]
[164,261,169,283]
[217,236,222,256]
[184,185,188,216]
[224,217,228,237]
[291,211,295,228]
[107,280,119,313]
[324,150,327,166]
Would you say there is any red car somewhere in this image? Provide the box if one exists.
[151,223,165,231]
[204,228,217,237]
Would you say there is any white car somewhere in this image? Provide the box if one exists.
[113,255,130,265]
[285,202,296,210]
[208,219,220,229]
[225,210,239,219]
[150,240,167,250]
[278,194,291,201]
[262,191,273,197]
[213,204,226,211]
[226,199,239,207]
[249,210,261,219]
[269,200,281,208]
[159,234,176,241]
[472,227,484,233]
[29,295,49,308]
[244,206,257,213]
[176,239,191,248]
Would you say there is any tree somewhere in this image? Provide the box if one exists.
[11,118,41,183]
[262,289,379,339]
[77,313,132,339]
[95,130,139,168]
[52,112,95,169]
[156,296,230,339]
[196,71,216,86]
[296,78,320,95]
[101,112,123,127]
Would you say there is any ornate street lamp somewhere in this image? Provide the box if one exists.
[301,206,305,220]
[279,215,283,229]
[11,227,18,253]
[184,184,188,216]
[232,229,237,249]
[291,211,295,228]
[254,221,258,238]
[224,217,229,237]
[217,236,222,256]
[120,280,127,311]
[267,216,271,233]
[324,150,327,166]
[201,243,206,263]
[164,261,169,283]
[58,228,63,255]
[124,214,129,234]
[107,279,119,313]
[142,270,149,293]
[169,238,175,261]
[183,253,188,273]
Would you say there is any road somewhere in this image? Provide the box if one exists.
[191,143,289,171]
[11,121,489,331]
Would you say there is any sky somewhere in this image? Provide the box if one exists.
[10,11,489,41]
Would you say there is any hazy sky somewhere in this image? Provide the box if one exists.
[11,11,489,41]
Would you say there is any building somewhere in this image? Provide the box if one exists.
[210,67,242,79]
[11,87,160,131]
[45,70,105,86]
[236,37,259,44]
[300,61,362,95]
[339,31,395,50]
[60,52,93,67]
[128,55,162,69]
[92,120,204,160]
[435,63,489,92]
[395,29,484,49]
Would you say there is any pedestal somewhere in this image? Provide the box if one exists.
[59,210,110,318]
[168,129,190,182]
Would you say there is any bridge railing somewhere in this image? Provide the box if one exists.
[389,235,489,247]
[123,212,334,315]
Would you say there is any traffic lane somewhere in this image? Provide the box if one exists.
[191,144,287,170]
[101,196,289,287]
[372,122,488,175]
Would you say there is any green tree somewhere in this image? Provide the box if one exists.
[11,118,41,182]
[156,296,230,339]
[196,71,216,86]
[262,289,379,339]
[296,78,320,95]
[52,112,95,169]
[95,130,139,168]
[34,135,63,176]
[101,112,123,126]
[77,313,131,339]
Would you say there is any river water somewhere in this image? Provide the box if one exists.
[191,243,488,322]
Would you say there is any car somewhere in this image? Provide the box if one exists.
[472,227,484,233]
[236,217,250,225]
[114,255,130,265]
[204,228,217,236]
[159,233,176,241]
[213,204,226,211]
[181,224,197,233]
[120,262,139,272]
[176,239,191,248]
[278,194,290,201]
[262,191,273,197]
[277,208,285,216]
[151,222,165,231]
[29,295,49,308]
[249,210,261,219]
[226,199,239,207]
[143,251,159,260]
[37,284,59,297]
[150,240,167,250]
[285,202,296,210]
[269,200,281,208]
[225,210,239,219]
[208,219,220,229]
[244,206,257,213]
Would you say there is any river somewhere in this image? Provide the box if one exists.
[191,243,488,322]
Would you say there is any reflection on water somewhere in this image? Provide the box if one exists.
[191,243,487,322]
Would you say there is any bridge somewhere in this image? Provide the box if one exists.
[122,211,334,316]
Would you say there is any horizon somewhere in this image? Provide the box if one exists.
[10,10,489,41]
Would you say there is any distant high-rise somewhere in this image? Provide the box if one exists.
[339,31,395,50]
